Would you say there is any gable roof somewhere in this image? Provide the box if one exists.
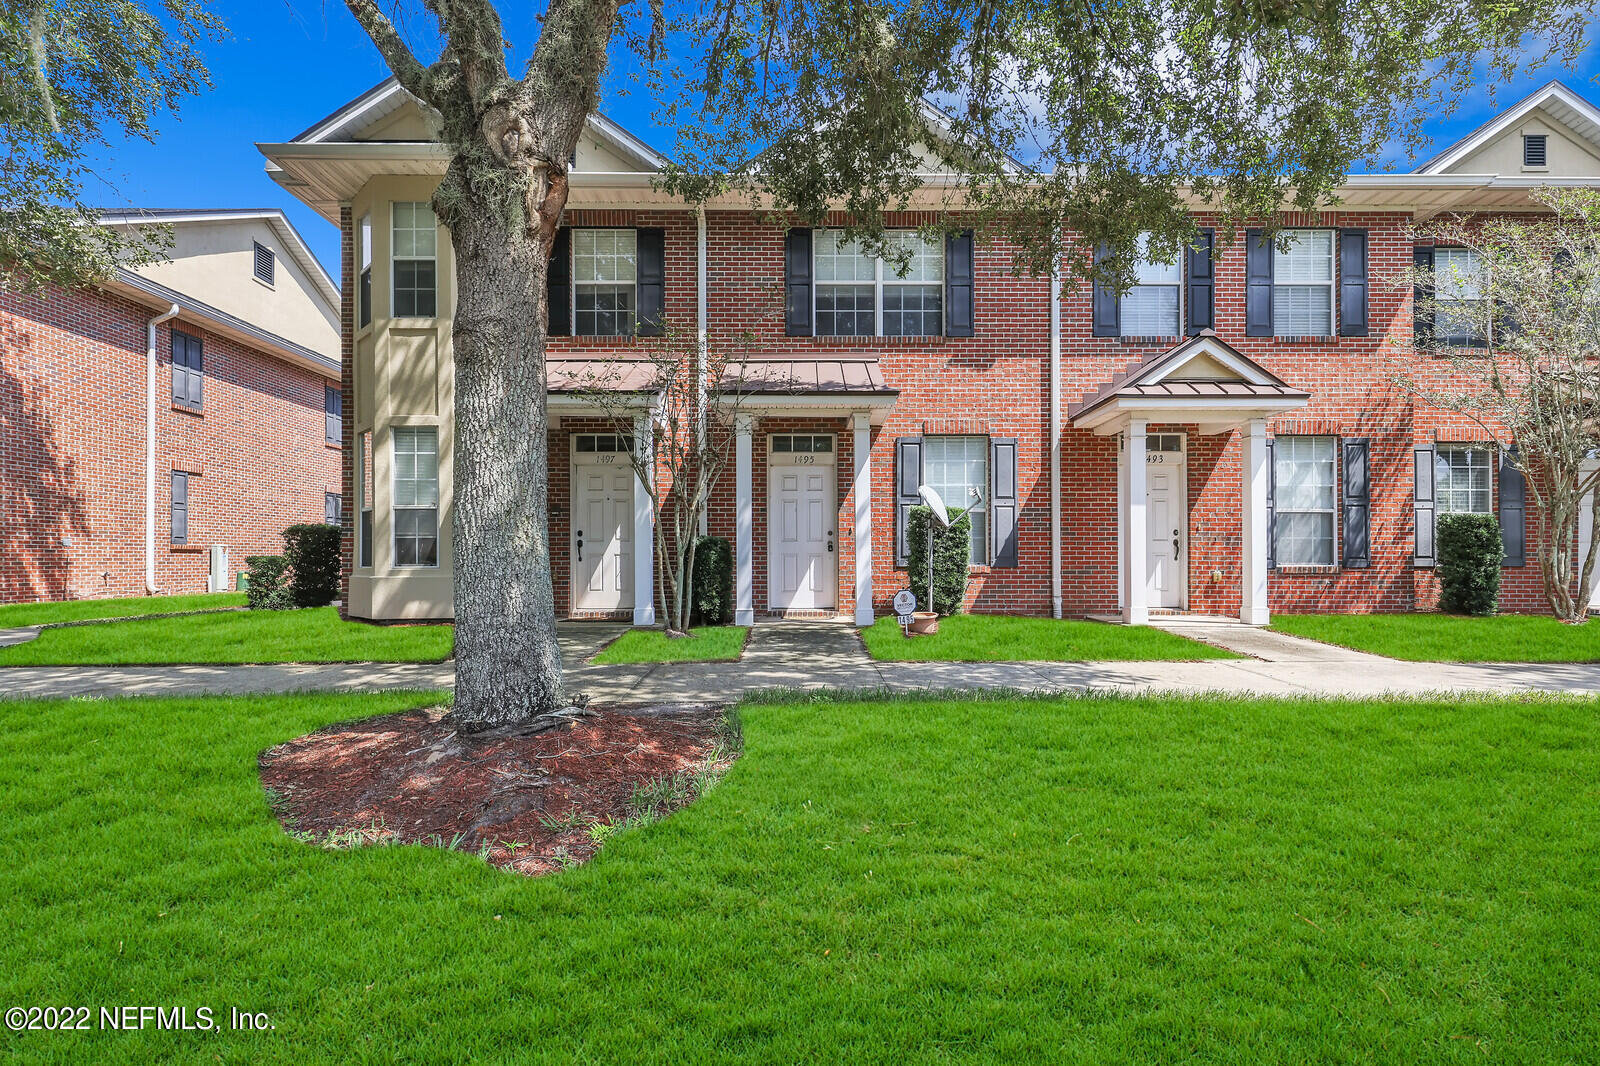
[1068,331,1309,432]
[1414,80,1600,175]
[96,207,338,310]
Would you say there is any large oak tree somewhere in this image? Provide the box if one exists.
[345,0,1590,729]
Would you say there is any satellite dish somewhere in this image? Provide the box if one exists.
[917,485,951,527]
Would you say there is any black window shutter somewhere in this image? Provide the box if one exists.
[1339,230,1369,337]
[944,230,975,337]
[187,335,203,408]
[1413,245,1434,345]
[1414,444,1436,568]
[325,493,342,526]
[636,227,666,336]
[1246,229,1274,337]
[170,471,188,545]
[547,227,571,336]
[785,228,814,337]
[1341,438,1371,568]
[1091,242,1119,337]
[1265,437,1276,570]
[1185,229,1215,336]
[990,437,1019,568]
[324,384,341,445]
[1499,447,1526,567]
[170,331,185,405]
[894,436,923,567]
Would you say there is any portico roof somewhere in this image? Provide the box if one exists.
[1068,331,1310,435]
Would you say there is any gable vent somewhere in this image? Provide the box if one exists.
[253,241,275,285]
[1523,134,1548,168]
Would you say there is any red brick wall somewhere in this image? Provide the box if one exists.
[1,283,341,603]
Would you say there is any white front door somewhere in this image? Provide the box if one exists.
[1145,436,1186,609]
[572,437,633,612]
[767,434,837,611]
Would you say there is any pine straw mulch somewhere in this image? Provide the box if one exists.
[259,703,736,877]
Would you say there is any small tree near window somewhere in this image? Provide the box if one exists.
[1402,188,1600,622]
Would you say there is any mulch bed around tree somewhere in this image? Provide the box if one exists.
[259,704,732,876]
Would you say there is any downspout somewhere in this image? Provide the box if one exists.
[1049,263,1063,619]
[145,303,181,594]
[696,204,709,536]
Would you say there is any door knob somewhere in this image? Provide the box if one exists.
[1172,529,1180,559]
[575,530,584,562]
[827,542,834,552]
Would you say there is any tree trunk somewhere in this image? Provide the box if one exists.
[447,164,567,729]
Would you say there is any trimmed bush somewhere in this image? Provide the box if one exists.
[245,555,293,611]
[691,535,734,625]
[906,505,973,615]
[1437,512,1502,616]
[282,524,343,608]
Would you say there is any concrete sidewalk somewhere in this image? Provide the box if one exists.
[3,619,1600,701]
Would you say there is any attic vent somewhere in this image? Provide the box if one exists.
[1523,134,1548,168]
[253,241,275,285]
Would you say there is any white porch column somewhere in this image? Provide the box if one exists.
[852,412,874,627]
[734,414,755,626]
[631,413,656,626]
[1240,418,1271,625]
[1123,420,1148,625]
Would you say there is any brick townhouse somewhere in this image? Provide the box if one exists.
[1,209,344,603]
[258,79,1600,626]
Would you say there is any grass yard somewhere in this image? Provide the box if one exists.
[1270,612,1600,662]
[0,606,452,665]
[2,689,1596,1062]
[860,613,1239,661]
[0,591,245,628]
[591,625,749,664]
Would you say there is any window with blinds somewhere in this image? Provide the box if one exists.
[1120,235,1180,336]
[923,435,988,564]
[1272,230,1335,337]
[1273,436,1336,565]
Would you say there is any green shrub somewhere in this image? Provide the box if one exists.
[282,524,343,608]
[691,535,734,625]
[1437,512,1502,616]
[245,555,293,611]
[906,505,973,615]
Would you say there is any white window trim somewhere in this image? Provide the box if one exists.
[813,230,944,338]
[390,201,438,320]
[391,425,441,570]
[1273,435,1339,567]
[923,433,990,566]
[571,227,639,338]
[1433,246,1488,343]
[1273,229,1337,338]
[1120,237,1185,338]
[356,429,373,570]
[1435,444,1495,517]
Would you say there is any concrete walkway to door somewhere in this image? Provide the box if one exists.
[3,618,1600,701]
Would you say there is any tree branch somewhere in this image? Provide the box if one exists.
[345,0,431,103]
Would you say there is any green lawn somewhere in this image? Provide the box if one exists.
[2,689,1596,1062]
[0,591,245,628]
[592,626,749,664]
[0,606,452,665]
[861,613,1238,661]
[1271,612,1600,662]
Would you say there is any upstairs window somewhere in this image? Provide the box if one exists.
[1273,436,1337,566]
[573,228,637,336]
[392,202,437,317]
[253,241,275,285]
[1523,133,1548,168]
[1120,235,1181,337]
[358,213,373,328]
[923,435,988,564]
[171,329,203,409]
[1273,230,1335,337]
[815,230,943,338]
[1434,247,1486,345]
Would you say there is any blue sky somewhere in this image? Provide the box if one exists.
[90,3,1600,281]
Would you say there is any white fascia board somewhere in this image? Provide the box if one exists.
[1144,339,1280,386]
[1075,395,1308,435]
